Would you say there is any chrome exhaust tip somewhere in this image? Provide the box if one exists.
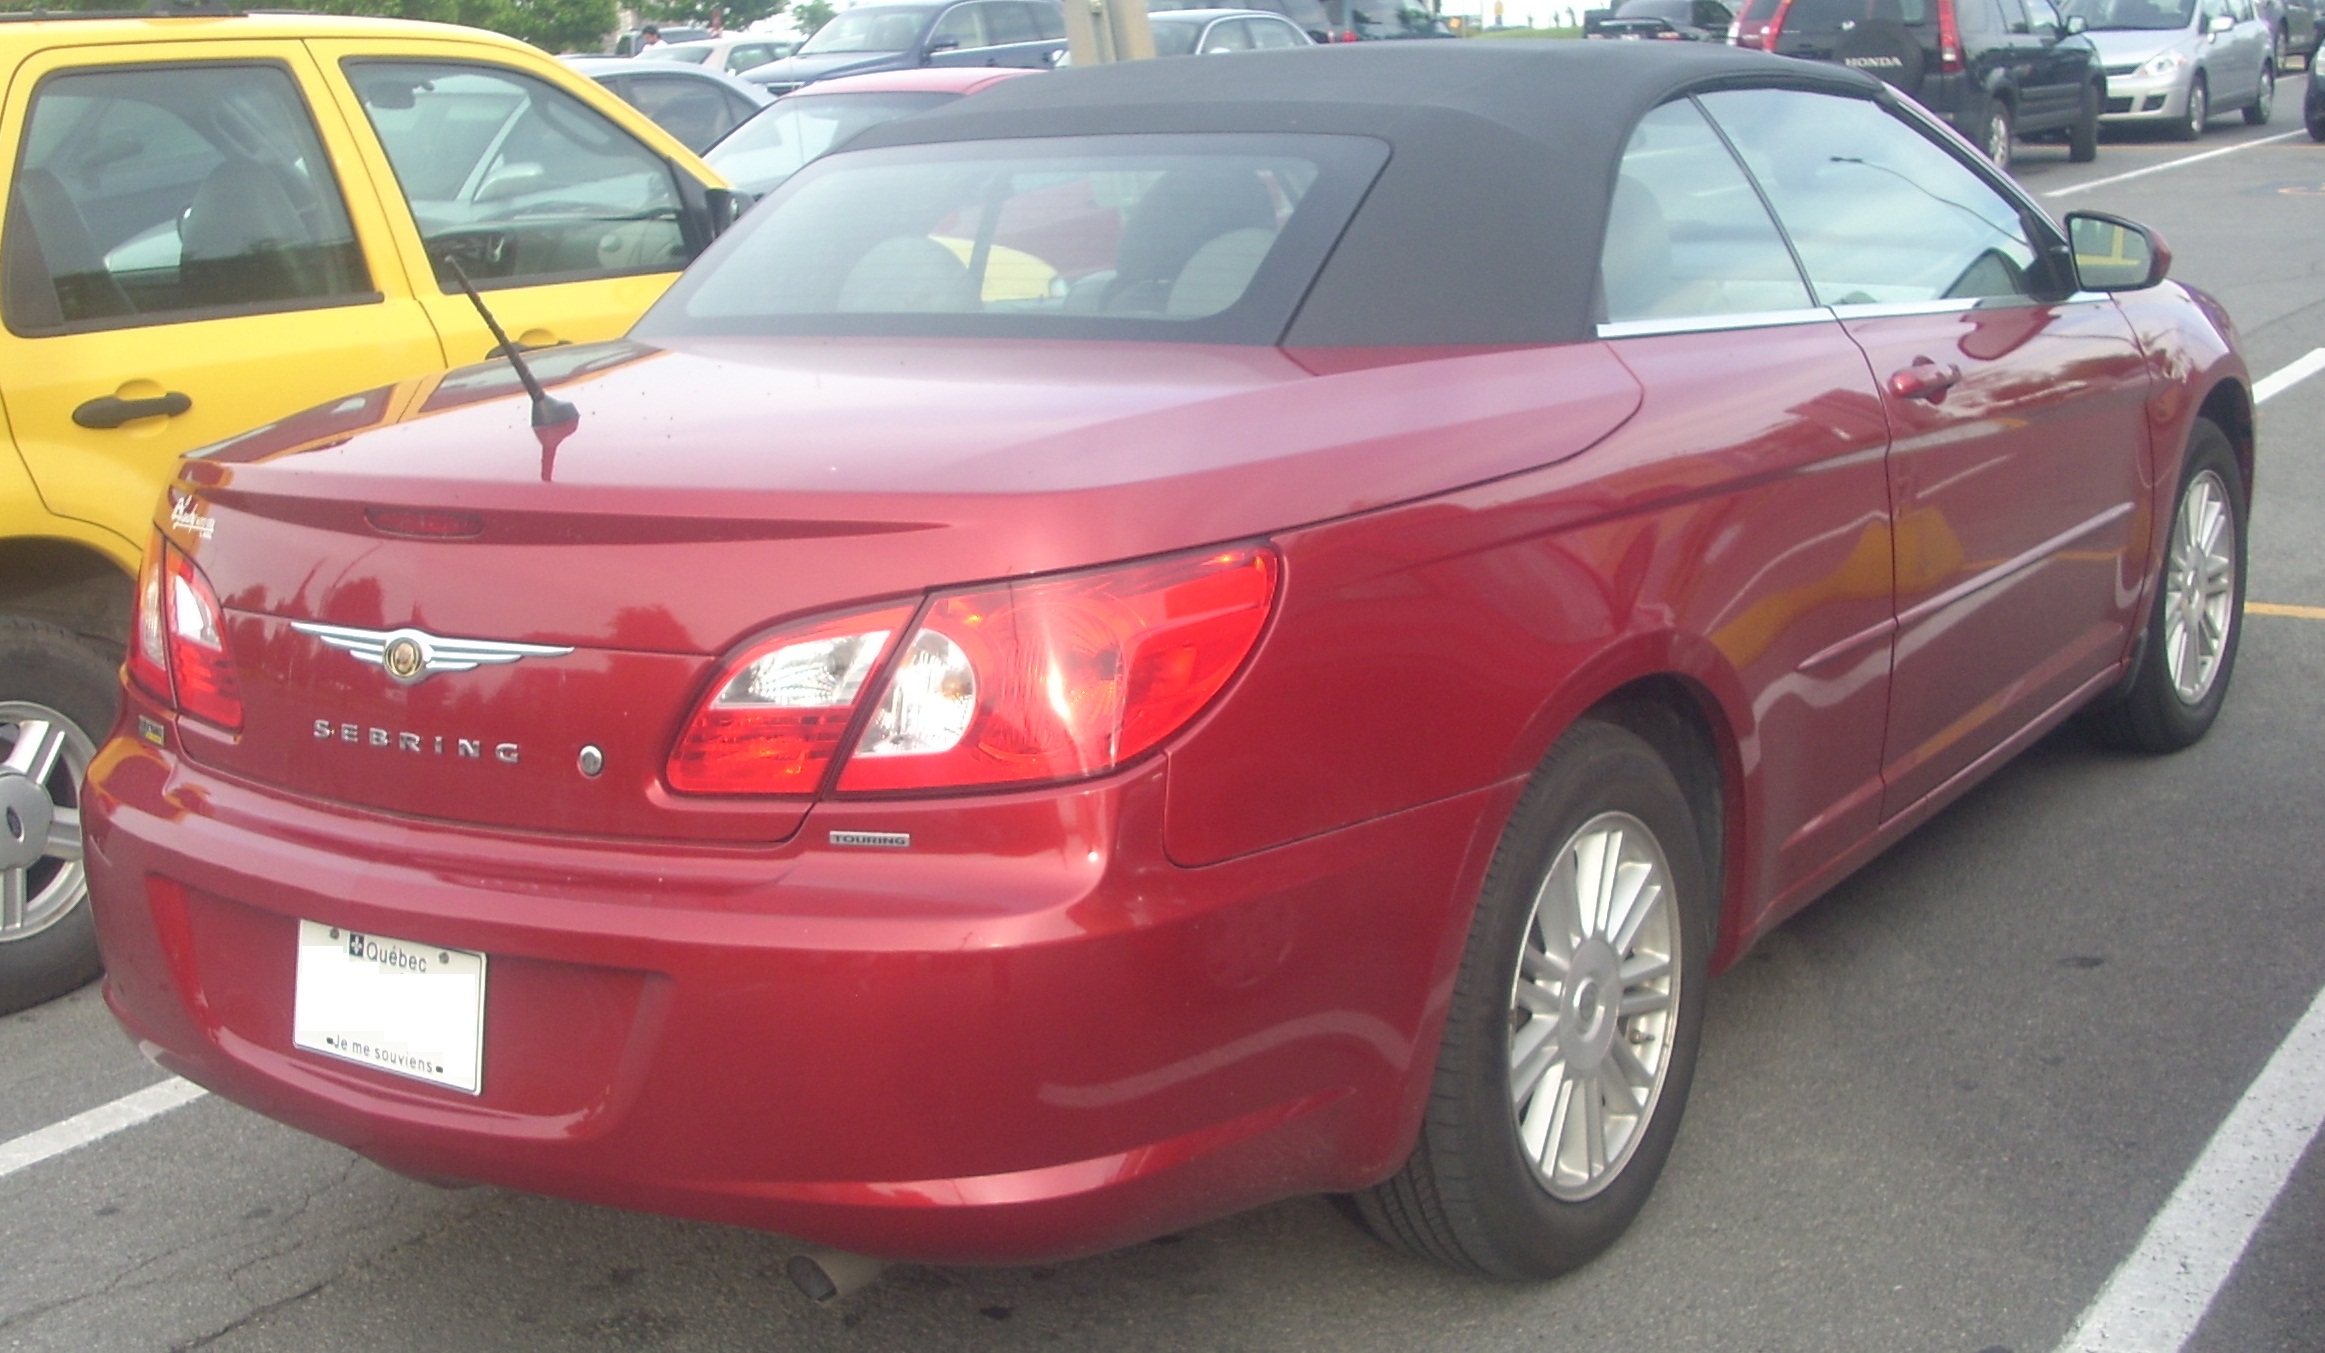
[785,1247,888,1303]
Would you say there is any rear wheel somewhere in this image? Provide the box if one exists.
[0,617,113,1015]
[2070,82,2102,162]
[2084,420,2246,753]
[2246,62,2276,124]
[1979,100,2014,171]
[1345,720,1711,1277]
[2309,73,2325,139]
[2174,75,2209,140]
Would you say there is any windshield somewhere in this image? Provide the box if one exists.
[707,91,955,193]
[638,133,1387,344]
[798,6,937,53]
[2060,0,2198,26]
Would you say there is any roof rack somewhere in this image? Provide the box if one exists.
[0,2,246,23]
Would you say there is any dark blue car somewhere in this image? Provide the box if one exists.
[740,0,1067,94]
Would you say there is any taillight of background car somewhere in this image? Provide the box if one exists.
[1732,0,1782,46]
[129,532,244,731]
[669,545,1279,797]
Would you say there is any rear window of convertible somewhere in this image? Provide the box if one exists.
[634,133,1389,344]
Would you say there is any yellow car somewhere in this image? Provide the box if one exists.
[0,8,733,1012]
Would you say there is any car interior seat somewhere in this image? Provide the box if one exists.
[179,156,323,308]
[3,168,133,329]
[1102,169,1277,315]
[836,234,979,312]
[1599,173,1672,322]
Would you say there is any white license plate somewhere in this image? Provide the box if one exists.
[293,920,486,1095]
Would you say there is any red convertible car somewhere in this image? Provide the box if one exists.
[78,42,2250,1279]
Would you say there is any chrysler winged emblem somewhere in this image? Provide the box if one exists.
[292,622,573,686]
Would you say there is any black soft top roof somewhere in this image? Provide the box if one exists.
[847,41,1883,346]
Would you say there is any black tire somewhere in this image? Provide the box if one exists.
[2246,62,2276,125]
[1979,99,2014,171]
[2084,420,2247,754]
[2309,77,2325,140]
[2174,75,2209,140]
[2070,82,2102,162]
[1345,720,1712,1278]
[0,616,116,1015]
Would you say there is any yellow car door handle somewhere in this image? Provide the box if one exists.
[73,391,192,429]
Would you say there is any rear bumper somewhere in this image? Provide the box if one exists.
[83,694,1504,1264]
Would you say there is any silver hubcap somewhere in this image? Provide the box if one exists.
[2259,68,2274,116]
[2190,83,2207,133]
[1507,812,1682,1202]
[0,703,92,942]
[1988,114,2011,169]
[2164,469,2237,705]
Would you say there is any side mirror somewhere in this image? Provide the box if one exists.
[2067,211,2172,290]
[475,161,546,203]
[2209,12,2235,31]
[2064,12,2087,32]
[926,34,961,51]
[703,186,748,237]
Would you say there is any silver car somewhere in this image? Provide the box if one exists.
[2067,0,2275,139]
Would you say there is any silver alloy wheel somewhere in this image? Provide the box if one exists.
[0,702,92,943]
[2187,78,2208,136]
[2256,64,2275,119]
[1985,107,2012,170]
[2164,468,2237,705]
[1506,811,1682,1202]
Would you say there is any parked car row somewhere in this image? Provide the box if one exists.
[1608,0,2306,165]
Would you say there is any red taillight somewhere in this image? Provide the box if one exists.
[164,547,241,730]
[665,546,1280,798]
[1761,0,1792,49]
[129,533,242,730]
[128,534,171,702]
[1337,28,1357,40]
[667,604,913,795]
[1937,0,1964,71]
[839,546,1277,794]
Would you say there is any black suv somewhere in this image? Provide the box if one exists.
[1740,0,2105,167]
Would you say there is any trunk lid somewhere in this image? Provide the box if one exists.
[169,337,1640,837]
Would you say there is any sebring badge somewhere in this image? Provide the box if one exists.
[291,622,573,685]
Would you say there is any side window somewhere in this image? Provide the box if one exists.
[1028,2,1069,39]
[931,4,991,48]
[731,43,777,68]
[1201,18,1257,49]
[345,61,690,291]
[985,2,1041,42]
[2024,0,2063,29]
[3,63,371,335]
[1250,15,1307,44]
[1998,0,2031,31]
[627,73,744,154]
[1598,98,1812,325]
[1693,0,1735,25]
[1699,89,2045,307]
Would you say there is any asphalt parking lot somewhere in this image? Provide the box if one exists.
[6,90,2325,1353]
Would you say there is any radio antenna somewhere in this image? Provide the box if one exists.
[438,254,577,430]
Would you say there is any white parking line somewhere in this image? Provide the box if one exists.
[0,1078,207,1182]
[2054,983,2325,1352]
[2253,348,2325,404]
[2042,130,2306,200]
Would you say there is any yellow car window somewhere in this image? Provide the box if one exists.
[3,63,371,335]
[343,60,690,292]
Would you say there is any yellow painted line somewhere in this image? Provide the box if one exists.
[2247,603,2325,619]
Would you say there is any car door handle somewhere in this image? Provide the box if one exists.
[1887,361,1962,402]
[72,391,192,429]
